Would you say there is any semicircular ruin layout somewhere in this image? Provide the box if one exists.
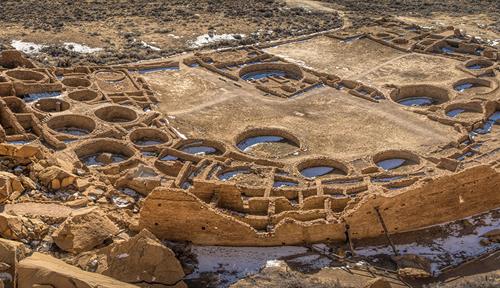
[0,16,499,286]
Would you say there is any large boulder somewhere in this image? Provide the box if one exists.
[482,229,500,243]
[78,229,186,287]
[392,254,431,278]
[52,207,119,253]
[0,238,29,288]
[0,213,48,241]
[4,203,74,225]
[38,166,77,190]
[17,252,138,288]
[363,277,391,288]
[0,172,24,203]
[0,144,42,159]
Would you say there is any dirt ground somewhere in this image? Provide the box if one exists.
[0,0,342,66]
[1,1,498,67]
[143,62,461,160]
[322,0,499,32]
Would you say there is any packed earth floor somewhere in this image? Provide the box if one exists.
[0,1,499,288]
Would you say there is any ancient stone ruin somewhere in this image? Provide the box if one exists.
[0,17,498,288]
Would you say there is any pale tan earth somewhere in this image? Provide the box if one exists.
[146,66,461,159]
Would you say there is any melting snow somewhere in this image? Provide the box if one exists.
[354,212,500,275]
[265,259,285,268]
[141,41,161,51]
[172,127,187,140]
[24,91,63,102]
[11,40,101,54]
[11,40,47,54]
[117,253,129,259]
[187,246,308,286]
[189,34,245,48]
[63,42,102,53]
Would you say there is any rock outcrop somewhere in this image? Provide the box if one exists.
[0,238,29,288]
[0,172,24,203]
[17,252,138,288]
[37,166,77,190]
[78,229,186,287]
[392,254,432,278]
[0,213,48,241]
[0,144,42,159]
[482,229,500,243]
[52,207,119,253]
[363,277,391,288]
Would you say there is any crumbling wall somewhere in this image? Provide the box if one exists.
[139,187,345,246]
[345,165,500,239]
[139,164,500,246]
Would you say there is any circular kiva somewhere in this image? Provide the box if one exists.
[129,127,171,148]
[46,114,96,137]
[74,138,136,168]
[68,89,101,102]
[234,127,301,158]
[94,105,138,123]
[452,78,494,94]
[174,139,227,156]
[33,98,71,113]
[62,77,92,88]
[5,69,48,83]
[372,150,421,172]
[239,63,304,81]
[94,70,127,82]
[3,97,26,113]
[216,166,256,182]
[444,102,483,118]
[464,59,494,70]
[296,157,349,179]
[390,84,449,107]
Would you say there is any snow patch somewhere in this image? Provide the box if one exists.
[63,42,102,53]
[141,41,161,51]
[11,40,47,54]
[189,34,245,48]
[117,253,129,259]
[24,91,63,103]
[355,212,500,275]
[187,246,308,286]
[265,259,285,268]
[0,272,12,281]
[11,40,102,54]
[172,127,187,140]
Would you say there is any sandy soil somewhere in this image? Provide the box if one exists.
[0,0,342,66]
[1,1,497,67]
[143,58,461,161]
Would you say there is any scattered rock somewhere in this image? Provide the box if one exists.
[52,207,119,253]
[0,144,41,159]
[0,213,48,241]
